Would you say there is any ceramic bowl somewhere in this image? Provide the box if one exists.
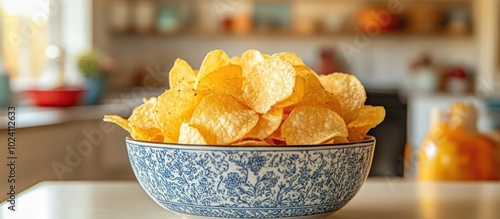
[25,87,85,107]
[126,137,376,219]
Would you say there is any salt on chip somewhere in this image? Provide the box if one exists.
[242,57,296,114]
[169,58,196,89]
[319,73,366,123]
[347,105,386,142]
[196,64,244,103]
[272,52,304,66]
[128,99,163,141]
[282,106,347,145]
[154,89,205,143]
[245,108,283,140]
[190,94,259,144]
[195,50,231,88]
[178,122,207,144]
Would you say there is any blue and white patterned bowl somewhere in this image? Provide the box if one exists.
[126,137,375,219]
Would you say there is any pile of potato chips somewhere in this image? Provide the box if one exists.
[104,49,385,145]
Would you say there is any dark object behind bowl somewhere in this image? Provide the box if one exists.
[366,89,407,177]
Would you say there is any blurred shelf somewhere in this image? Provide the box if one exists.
[111,29,474,39]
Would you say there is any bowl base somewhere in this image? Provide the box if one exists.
[173,212,334,219]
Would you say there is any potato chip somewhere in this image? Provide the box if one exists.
[245,108,283,140]
[347,105,386,142]
[232,140,270,146]
[105,49,385,145]
[178,122,207,144]
[169,58,196,89]
[334,136,349,144]
[263,138,276,145]
[242,57,296,114]
[103,115,131,133]
[154,89,205,143]
[323,136,349,144]
[266,113,289,142]
[319,73,366,123]
[272,52,304,66]
[241,49,265,76]
[128,99,163,141]
[230,56,242,65]
[196,64,244,103]
[274,75,305,108]
[323,138,335,144]
[190,94,259,144]
[195,50,231,88]
[149,132,165,143]
[289,66,342,115]
[282,106,347,145]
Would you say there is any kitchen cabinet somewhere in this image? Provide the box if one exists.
[0,104,141,201]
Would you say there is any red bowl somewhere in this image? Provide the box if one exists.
[25,88,85,107]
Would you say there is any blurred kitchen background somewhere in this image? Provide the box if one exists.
[1,0,500,200]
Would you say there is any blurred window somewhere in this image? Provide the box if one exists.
[1,0,91,91]
[1,0,48,81]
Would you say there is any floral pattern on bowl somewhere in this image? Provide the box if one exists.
[126,137,375,219]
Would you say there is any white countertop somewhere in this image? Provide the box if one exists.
[1,179,499,219]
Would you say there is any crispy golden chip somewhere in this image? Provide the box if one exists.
[169,58,196,89]
[230,56,242,65]
[196,65,244,103]
[149,133,165,143]
[334,136,349,144]
[103,115,131,133]
[289,66,342,115]
[282,106,347,145]
[142,97,157,104]
[272,52,304,66]
[242,57,296,114]
[323,138,335,144]
[190,94,259,144]
[274,75,305,108]
[154,89,205,143]
[347,105,386,142]
[178,122,207,144]
[104,49,386,145]
[128,99,163,141]
[323,136,349,144]
[319,73,366,123]
[241,49,266,76]
[267,128,284,142]
[232,140,270,146]
[266,113,289,141]
[245,108,283,140]
[263,138,276,145]
[195,50,231,88]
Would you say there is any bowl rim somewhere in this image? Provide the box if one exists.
[126,135,375,151]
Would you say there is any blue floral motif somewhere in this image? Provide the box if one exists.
[126,141,374,218]
[247,155,266,174]
[225,173,244,190]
